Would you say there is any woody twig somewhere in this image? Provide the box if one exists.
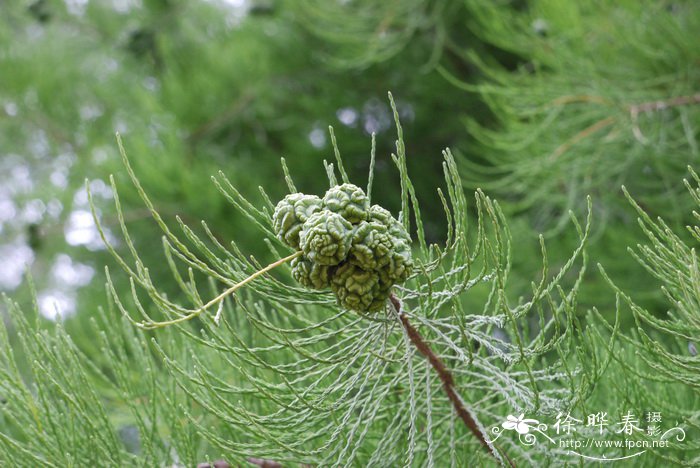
[389,294,514,467]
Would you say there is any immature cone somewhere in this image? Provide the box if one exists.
[379,239,413,285]
[299,211,353,265]
[348,220,394,271]
[290,256,331,290]
[323,183,370,224]
[368,204,411,243]
[274,187,413,313]
[330,262,380,311]
[272,193,322,248]
[367,279,393,312]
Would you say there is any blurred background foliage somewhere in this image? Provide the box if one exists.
[0,0,698,374]
[1,0,699,464]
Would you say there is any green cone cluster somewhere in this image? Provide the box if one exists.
[271,193,323,249]
[273,183,413,312]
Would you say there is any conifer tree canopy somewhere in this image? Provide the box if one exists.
[0,1,698,465]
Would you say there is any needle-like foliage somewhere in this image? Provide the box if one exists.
[563,169,700,466]
[0,96,597,465]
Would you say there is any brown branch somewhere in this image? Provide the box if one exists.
[546,92,700,150]
[196,460,230,468]
[389,294,514,467]
[629,93,700,114]
[247,458,282,468]
[549,116,615,161]
[197,458,313,468]
[629,93,700,144]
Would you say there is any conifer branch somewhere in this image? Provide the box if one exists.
[629,93,700,143]
[549,92,700,159]
[136,250,303,329]
[549,116,615,161]
[246,458,281,468]
[629,93,700,114]
[389,294,514,467]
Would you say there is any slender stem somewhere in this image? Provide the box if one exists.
[549,116,615,161]
[389,294,514,467]
[628,93,700,114]
[138,251,302,329]
[629,93,700,143]
[246,457,283,468]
